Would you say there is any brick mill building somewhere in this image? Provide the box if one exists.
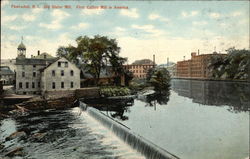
[123,59,155,79]
[176,52,227,79]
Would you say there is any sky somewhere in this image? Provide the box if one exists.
[1,0,249,64]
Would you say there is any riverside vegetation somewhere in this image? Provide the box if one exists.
[209,48,250,81]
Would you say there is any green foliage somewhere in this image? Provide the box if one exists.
[209,48,250,80]
[56,35,127,85]
[147,67,171,93]
[129,79,149,93]
[100,86,131,97]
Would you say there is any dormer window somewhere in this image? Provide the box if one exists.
[65,62,68,67]
[58,62,61,67]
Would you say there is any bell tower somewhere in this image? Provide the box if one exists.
[17,36,26,58]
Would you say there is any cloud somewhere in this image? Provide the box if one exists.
[1,14,17,23]
[81,9,104,15]
[131,24,166,37]
[9,25,26,31]
[231,11,242,17]
[71,22,89,30]
[117,35,249,64]
[120,8,139,18]
[209,12,221,19]
[148,13,169,22]
[192,21,208,26]
[39,9,70,30]
[181,11,198,18]
[22,14,36,21]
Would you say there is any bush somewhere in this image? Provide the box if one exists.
[100,86,131,97]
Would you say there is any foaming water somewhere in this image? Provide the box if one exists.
[0,108,145,159]
[80,104,179,159]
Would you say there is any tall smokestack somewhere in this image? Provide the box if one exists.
[167,57,169,66]
[38,50,40,56]
[198,49,200,55]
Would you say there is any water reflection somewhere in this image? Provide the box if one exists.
[171,79,250,113]
[83,98,134,121]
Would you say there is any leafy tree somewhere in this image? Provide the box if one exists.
[147,67,171,93]
[208,48,250,80]
[56,35,127,85]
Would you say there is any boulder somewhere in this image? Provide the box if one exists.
[5,131,27,141]
[5,147,24,157]
[31,132,47,141]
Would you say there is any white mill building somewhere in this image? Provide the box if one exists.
[15,40,80,95]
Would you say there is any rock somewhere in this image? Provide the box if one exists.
[31,132,47,141]
[5,147,24,157]
[5,131,27,141]
[0,143,4,149]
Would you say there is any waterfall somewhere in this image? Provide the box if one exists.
[79,101,180,159]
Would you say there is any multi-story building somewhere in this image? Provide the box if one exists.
[123,59,155,79]
[41,57,80,92]
[15,40,80,95]
[176,52,227,79]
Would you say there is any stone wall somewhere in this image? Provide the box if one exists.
[75,87,100,99]
[43,90,75,99]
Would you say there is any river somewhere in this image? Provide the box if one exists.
[90,79,250,159]
[0,79,249,159]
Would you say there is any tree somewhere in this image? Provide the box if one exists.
[56,35,127,85]
[147,67,171,93]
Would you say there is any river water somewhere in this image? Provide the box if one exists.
[1,79,249,159]
[90,79,250,159]
[0,108,144,159]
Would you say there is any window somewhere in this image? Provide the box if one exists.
[70,82,74,88]
[33,72,36,77]
[32,82,35,88]
[19,82,22,89]
[38,82,40,88]
[70,70,74,76]
[61,70,64,76]
[52,82,56,89]
[58,62,61,67]
[61,82,64,88]
[65,62,68,67]
[33,65,36,68]
[22,65,25,70]
[26,82,29,88]
[52,70,55,76]
[22,72,25,77]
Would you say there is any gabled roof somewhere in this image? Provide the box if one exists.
[40,57,80,72]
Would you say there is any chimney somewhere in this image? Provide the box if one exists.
[167,57,169,66]
[198,49,200,55]
[38,50,40,56]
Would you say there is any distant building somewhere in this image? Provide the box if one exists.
[0,66,15,85]
[41,57,80,92]
[80,67,125,87]
[1,59,16,72]
[124,59,155,79]
[176,52,227,79]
